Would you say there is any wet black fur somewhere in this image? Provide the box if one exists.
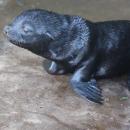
[4,9,130,104]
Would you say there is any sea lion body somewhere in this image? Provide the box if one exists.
[93,21,130,78]
[4,9,130,104]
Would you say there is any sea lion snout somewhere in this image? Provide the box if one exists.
[3,25,11,35]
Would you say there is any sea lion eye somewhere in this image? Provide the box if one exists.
[22,24,34,34]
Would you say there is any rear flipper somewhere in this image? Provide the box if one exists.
[70,79,103,104]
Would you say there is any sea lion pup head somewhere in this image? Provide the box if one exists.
[3,9,60,56]
[4,9,91,62]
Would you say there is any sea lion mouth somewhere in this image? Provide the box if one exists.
[4,34,22,47]
[9,39,24,48]
[5,34,27,48]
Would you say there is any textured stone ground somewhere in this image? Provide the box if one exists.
[0,0,130,130]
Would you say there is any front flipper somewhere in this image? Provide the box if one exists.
[43,60,67,75]
[70,55,103,104]
[70,79,103,104]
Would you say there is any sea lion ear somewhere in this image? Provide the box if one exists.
[46,32,54,40]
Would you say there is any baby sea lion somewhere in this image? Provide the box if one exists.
[4,9,130,104]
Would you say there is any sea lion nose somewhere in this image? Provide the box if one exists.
[3,25,11,34]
